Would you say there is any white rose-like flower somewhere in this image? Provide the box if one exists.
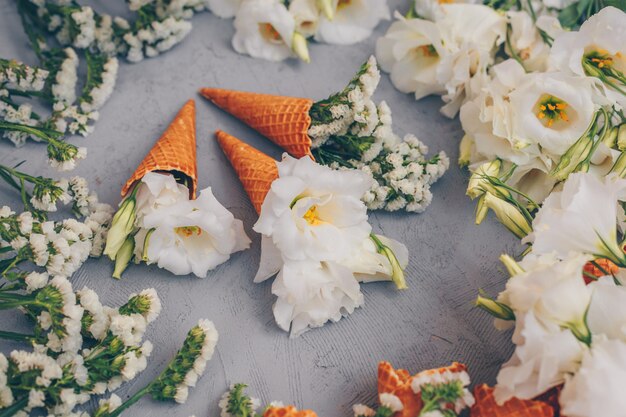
[506,12,562,72]
[494,311,586,403]
[207,0,242,18]
[135,172,189,219]
[232,0,296,61]
[586,276,626,341]
[254,155,373,264]
[524,173,626,263]
[314,0,390,45]
[549,7,626,109]
[375,12,446,99]
[141,187,250,277]
[273,260,364,337]
[560,336,626,417]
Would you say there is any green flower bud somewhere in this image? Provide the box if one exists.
[467,160,502,199]
[483,192,532,239]
[317,0,334,20]
[458,134,474,168]
[609,151,626,178]
[104,193,137,260]
[112,236,135,279]
[618,124,626,151]
[370,234,407,290]
[475,295,515,321]
[499,254,524,277]
[292,32,310,63]
[551,133,594,181]
[604,125,618,148]
[475,194,488,225]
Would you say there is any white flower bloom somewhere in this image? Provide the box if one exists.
[52,48,79,105]
[207,0,242,18]
[314,0,390,45]
[232,0,296,61]
[379,392,404,412]
[80,56,118,113]
[135,172,189,218]
[289,0,320,37]
[141,187,250,277]
[506,12,562,72]
[353,404,375,417]
[272,260,364,337]
[494,311,586,403]
[413,0,480,20]
[560,336,626,417]
[525,173,626,262]
[586,277,626,341]
[254,154,372,265]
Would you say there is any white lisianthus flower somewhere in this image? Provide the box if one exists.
[289,0,320,37]
[560,336,626,417]
[506,12,562,72]
[141,187,251,277]
[135,172,189,219]
[272,260,364,337]
[506,71,598,156]
[413,0,481,21]
[232,0,296,61]
[375,12,446,99]
[254,154,373,264]
[586,276,626,341]
[207,0,242,18]
[314,0,390,45]
[549,6,626,109]
[524,173,626,264]
[494,311,586,403]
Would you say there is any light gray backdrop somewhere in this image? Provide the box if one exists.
[0,1,521,416]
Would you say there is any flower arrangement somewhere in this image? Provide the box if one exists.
[201,56,449,213]
[211,0,391,62]
[215,130,409,336]
[104,100,250,279]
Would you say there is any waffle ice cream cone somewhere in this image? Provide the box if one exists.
[263,406,318,417]
[122,99,198,198]
[216,130,278,214]
[471,384,554,417]
[377,361,422,417]
[200,88,314,158]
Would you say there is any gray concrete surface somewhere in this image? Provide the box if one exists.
[0,1,521,415]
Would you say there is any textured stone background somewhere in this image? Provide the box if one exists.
[0,1,521,415]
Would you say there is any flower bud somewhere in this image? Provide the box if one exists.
[112,236,135,279]
[551,134,594,181]
[617,124,626,151]
[317,0,334,20]
[292,32,310,63]
[467,160,502,199]
[475,195,488,225]
[104,194,137,260]
[370,234,407,290]
[604,125,618,148]
[483,192,532,239]
[475,295,515,321]
[458,134,474,167]
[499,254,524,277]
[609,151,626,178]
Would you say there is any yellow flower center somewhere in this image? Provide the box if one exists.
[438,0,454,4]
[586,48,614,69]
[415,44,438,58]
[175,226,202,238]
[535,95,570,128]
[303,205,324,226]
[258,23,283,43]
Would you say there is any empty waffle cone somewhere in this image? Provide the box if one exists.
[122,100,197,198]
[263,406,318,417]
[377,361,422,417]
[216,130,278,214]
[200,88,314,158]
[470,384,554,417]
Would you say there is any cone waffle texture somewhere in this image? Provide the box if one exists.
[377,361,422,417]
[122,99,197,198]
[216,130,278,214]
[470,384,554,417]
[200,88,314,158]
[263,406,318,417]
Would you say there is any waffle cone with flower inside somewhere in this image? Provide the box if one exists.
[263,405,318,417]
[122,99,198,198]
[200,88,314,158]
[215,130,278,214]
[470,384,554,417]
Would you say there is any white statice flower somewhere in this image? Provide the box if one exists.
[84,200,115,257]
[10,350,63,388]
[97,394,122,414]
[560,336,626,417]
[108,312,147,347]
[549,6,626,109]
[140,187,250,277]
[207,0,242,18]
[506,12,562,72]
[254,154,372,266]
[0,101,39,146]
[80,56,119,112]
[272,260,364,337]
[314,0,390,45]
[52,48,79,105]
[232,0,295,61]
[25,272,49,293]
[128,288,162,324]
[124,17,192,63]
[379,393,404,412]
[353,404,375,417]
[70,6,96,48]
[376,12,446,100]
[77,287,109,340]
[494,311,586,403]
[525,173,626,262]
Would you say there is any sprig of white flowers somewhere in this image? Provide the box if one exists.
[309,56,449,212]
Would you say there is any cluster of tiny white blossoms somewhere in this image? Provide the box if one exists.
[124,16,193,63]
[309,56,449,213]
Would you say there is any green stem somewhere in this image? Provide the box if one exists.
[0,395,29,417]
[0,329,35,342]
[106,384,152,417]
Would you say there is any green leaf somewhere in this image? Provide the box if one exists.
[558,3,581,27]
[603,0,626,11]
